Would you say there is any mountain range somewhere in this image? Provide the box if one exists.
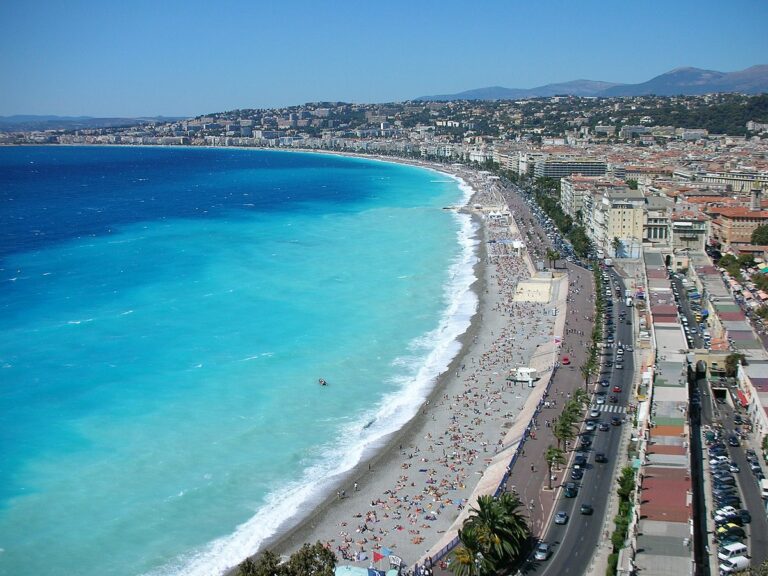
[0,115,184,132]
[417,65,768,101]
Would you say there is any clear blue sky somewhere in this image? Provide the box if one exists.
[1,0,767,117]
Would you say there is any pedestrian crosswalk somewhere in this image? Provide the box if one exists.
[590,404,627,413]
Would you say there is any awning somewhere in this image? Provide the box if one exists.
[737,390,749,408]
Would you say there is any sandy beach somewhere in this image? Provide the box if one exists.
[247,163,567,572]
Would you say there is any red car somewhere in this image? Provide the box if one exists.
[612,385,622,393]
[562,356,571,365]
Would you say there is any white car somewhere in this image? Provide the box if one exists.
[596,396,606,405]
[714,505,738,518]
[534,542,551,561]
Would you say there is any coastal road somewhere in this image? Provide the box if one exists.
[525,267,636,576]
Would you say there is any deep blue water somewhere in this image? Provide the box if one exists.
[0,146,477,576]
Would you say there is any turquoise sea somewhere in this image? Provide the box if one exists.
[0,147,478,576]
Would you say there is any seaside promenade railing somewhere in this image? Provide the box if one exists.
[415,365,558,571]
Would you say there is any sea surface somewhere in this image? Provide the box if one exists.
[0,146,478,576]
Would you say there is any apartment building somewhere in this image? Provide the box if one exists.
[669,210,709,252]
[587,189,645,257]
[532,156,607,179]
[708,190,768,247]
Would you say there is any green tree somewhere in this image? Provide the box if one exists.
[612,236,622,257]
[545,445,566,490]
[725,353,746,377]
[738,254,756,268]
[452,493,530,575]
[572,387,589,408]
[545,248,561,269]
[452,523,483,576]
[579,361,593,393]
[237,550,281,576]
[553,409,578,451]
[626,179,638,190]
[284,542,336,576]
[617,467,636,500]
[752,224,768,245]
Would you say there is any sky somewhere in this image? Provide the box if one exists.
[1,0,767,118]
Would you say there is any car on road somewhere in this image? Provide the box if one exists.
[612,385,622,393]
[728,435,740,447]
[585,421,597,432]
[609,395,618,403]
[564,482,579,497]
[600,379,610,387]
[573,453,587,468]
[554,511,569,525]
[579,437,593,449]
[616,363,624,369]
[611,416,622,426]
[571,468,584,481]
[580,503,594,515]
[562,355,571,365]
[534,542,551,561]
[596,395,606,405]
[589,408,601,419]
[599,422,610,431]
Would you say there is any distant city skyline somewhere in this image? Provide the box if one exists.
[1,0,767,118]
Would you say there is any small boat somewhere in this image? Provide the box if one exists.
[318,378,327,386]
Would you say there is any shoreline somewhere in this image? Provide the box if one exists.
[225,156,493,568]
[3,144,562,575]
[234,157,564,573]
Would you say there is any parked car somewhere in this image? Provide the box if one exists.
[564,482,578,497]
[738,509,752,524]
[554,511,569,524]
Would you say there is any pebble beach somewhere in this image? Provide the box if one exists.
[264,165,567,572]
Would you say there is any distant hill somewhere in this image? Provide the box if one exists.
[0,115,186,132]
[600,65,768,96]
[417,65,768,101]
[418,80,621,101]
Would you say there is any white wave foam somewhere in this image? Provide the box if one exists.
[151,176,480,576]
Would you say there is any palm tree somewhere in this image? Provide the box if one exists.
[545,248,561,269]
[553,415,576,451]
[612,236,622,258]
[545,445,566,490]
[580,357,598,392]
[572,387,589,408]
[496,492,531,559]
[452,494,531,575]
[452,524,482,576]
[579,362,591,392]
